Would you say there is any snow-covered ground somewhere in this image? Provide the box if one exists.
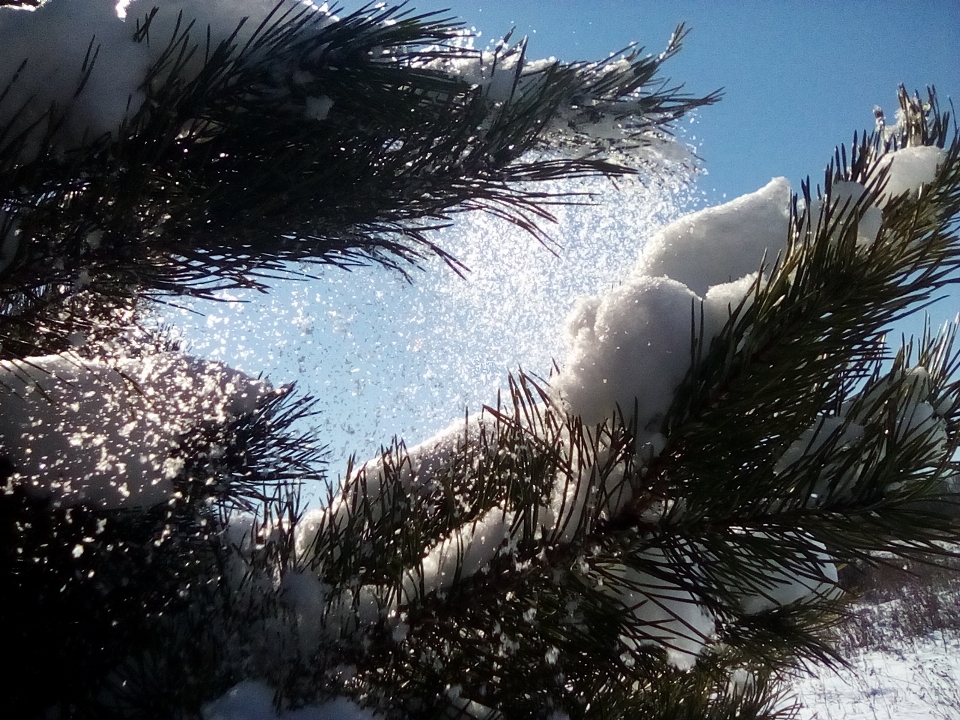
[201,626,960,719]
[795,630,960,720]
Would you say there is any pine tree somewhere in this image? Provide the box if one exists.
[1,3,958,719]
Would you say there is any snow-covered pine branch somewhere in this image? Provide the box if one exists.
[265,88,960,717]
[2,2,959,718]
[0,341,327,718]
[0,0,715,312]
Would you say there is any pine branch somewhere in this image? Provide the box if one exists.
[275,89,960,718]
[657,94,960,528]
[0,351,327,718]
[0,1,717,360]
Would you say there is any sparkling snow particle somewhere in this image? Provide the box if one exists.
[162,457,185,480]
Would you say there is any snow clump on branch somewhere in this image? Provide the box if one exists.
[553,176,792,428]
[876,145,946,204]
[804,145,947,249]
[553,144,946,431]
[0,0,336,159]
[0,351,272,509]
[413,29,693,162]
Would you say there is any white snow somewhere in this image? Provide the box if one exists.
[876,145,946,205]
[0,351,272,509]
[774,364,954,504]
[301,410,492,567]
[281,570,329,657]
[202,680,379,720]
[0,0,337,159]
[304,95,334,121]
[637,177,791,296]
[595,549,716,670]
[798,146,946,252]
[701,271,761,338]
[0,0,151,158]
[415,37,529,106]
[807,180,884,248]
[735,535,839,615]
[411,29,693,163]
[553,176,791,428]
[553,275,701,428]
[775,416,866,476]
[894,367,950,456]
[794,631,960,720]
[406,505,517,597]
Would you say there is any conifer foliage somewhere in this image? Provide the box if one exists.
[0,2,958,719]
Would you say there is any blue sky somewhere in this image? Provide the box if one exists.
[169,2,960,483]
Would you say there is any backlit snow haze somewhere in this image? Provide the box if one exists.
[155,158,703,498]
